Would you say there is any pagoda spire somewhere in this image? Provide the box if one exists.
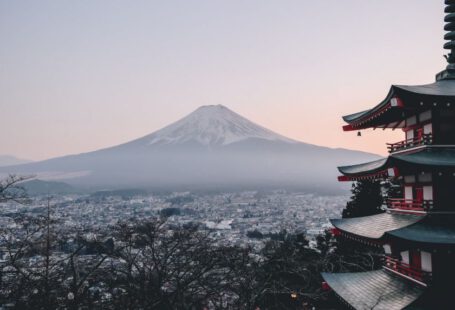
[441,0,455,79]
[444,1,455,63]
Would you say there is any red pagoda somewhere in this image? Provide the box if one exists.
[321,1,455,309]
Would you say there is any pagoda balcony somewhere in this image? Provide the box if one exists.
[384,256,432,285]
[386,198,433,212]
[387,134,432,153]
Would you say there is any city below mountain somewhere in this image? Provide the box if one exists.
[1,105,379,193]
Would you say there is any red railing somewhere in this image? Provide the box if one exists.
[387,134,432,153]
[384,256,432,284]
[387,198,433,212]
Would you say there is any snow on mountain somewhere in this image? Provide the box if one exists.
[142,105,297,146]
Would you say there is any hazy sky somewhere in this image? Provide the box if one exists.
[0,1,447,161]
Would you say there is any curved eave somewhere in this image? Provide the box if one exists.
[386,215,455,246]
[322,270,425,310]
[342,88,402,131]
[342,80,455,130]
[338,158,389,179]
[395,80,455,97]
[331,213,423,240]
[338,147,455,179]
[393,147,455,167]
[342,87,395,123]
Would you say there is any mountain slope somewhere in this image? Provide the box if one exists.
[0,155,32,167]
[21,179,75,195]
[120,105,296,149]
[139,105,296,146]
[0,105,380,193]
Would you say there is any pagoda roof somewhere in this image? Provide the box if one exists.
[338,158,388,178]
[338,147,455,179]
[342,79,455,131]
[321,270,425,310]
[387,215,455,246]
[331,213,423,240]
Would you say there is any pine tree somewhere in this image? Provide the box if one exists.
[342,180,384,218]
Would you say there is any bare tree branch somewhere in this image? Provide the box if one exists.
[0,174,34,204]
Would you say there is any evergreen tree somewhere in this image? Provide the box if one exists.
[342,180,384,218]
[383,179,403,200]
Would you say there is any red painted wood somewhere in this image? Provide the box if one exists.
[322,282,331,291]
[331,228,341,237]
[342,124,355,131]
[386,133,432,153]
[385,256,431,284]
[416,128,423,140]
[387,198,432,212]
[415,187,424,202]
[410,250,422,270]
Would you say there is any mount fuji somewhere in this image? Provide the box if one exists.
[140,105,296,147]
[1,105,380,193]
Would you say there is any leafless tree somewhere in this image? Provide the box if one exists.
[103,220,251,309]
[0,197,110,309]
[0,216,340,310]
[0,174,33,204]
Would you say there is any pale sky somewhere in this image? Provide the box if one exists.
[0,1,447,161]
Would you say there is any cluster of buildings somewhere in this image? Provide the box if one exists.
[0,190,346,249]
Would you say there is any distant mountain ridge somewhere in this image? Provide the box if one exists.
[1,105,380,193]
[21,179,75,195]
[0,155,32,167]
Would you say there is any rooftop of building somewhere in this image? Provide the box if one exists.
[322,269,425,310]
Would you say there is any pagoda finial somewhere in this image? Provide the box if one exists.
[438,0,455,80]
[444,1,455,63]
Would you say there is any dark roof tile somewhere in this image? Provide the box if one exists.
[322,270,425,310]
[331,213,423,239]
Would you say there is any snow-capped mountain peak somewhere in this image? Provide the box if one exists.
[1,104,380,190]
[144,105,297,146]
